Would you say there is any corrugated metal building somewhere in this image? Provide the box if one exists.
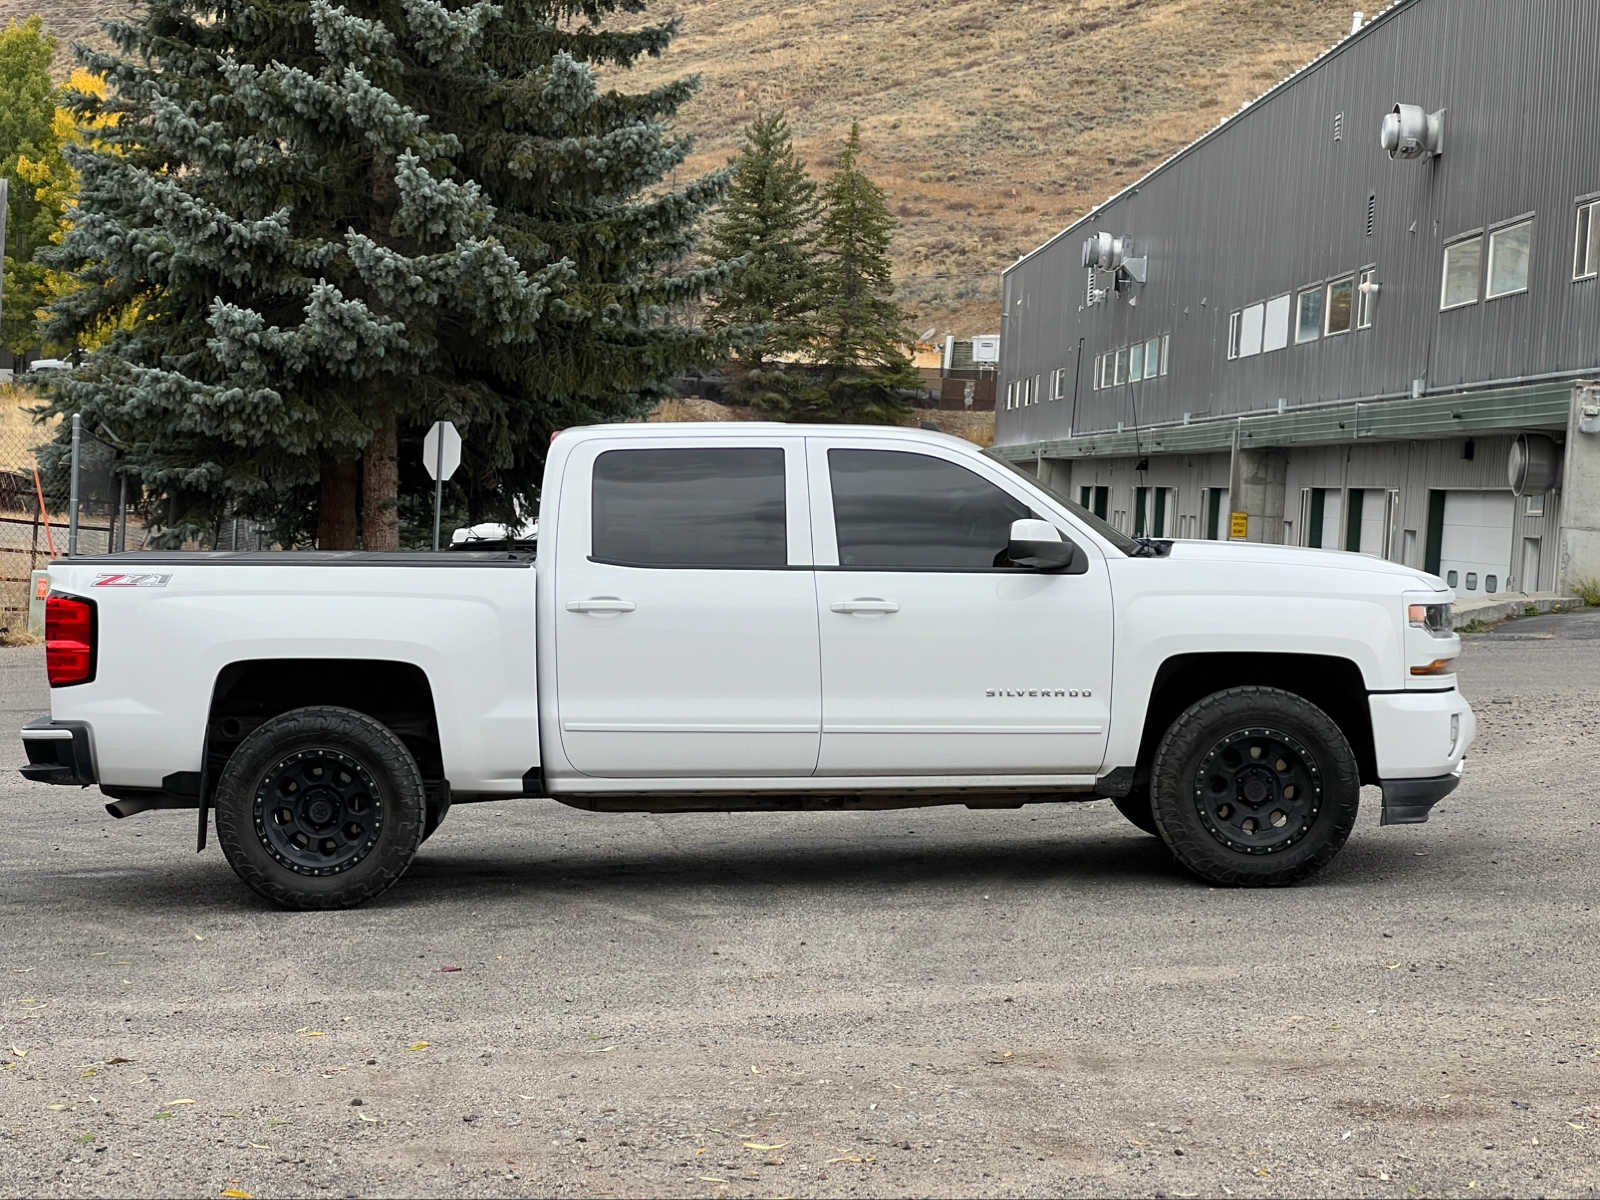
[992,0,1600,597]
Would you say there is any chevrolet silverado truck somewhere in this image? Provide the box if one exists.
[19,423,1474,908]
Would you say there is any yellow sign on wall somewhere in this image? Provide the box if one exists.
[1229,511,1249,539]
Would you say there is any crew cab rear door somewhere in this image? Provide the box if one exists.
[550,433,820,778]
[807,436,1114,776]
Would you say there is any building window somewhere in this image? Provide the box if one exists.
[1160,334,1169,376]
[1129,342,1145,382]
[1144,336,1160,376]
[1574,199,1600,280]
[1033,374,1041,405]
[1295,287,1323,343]
[1238,302,1264,357]
[1102,353,1115,389]
[1005,381,1015,409]
[1486,219,1533,299]
[1227,311,1242,360]
[1090,356,1099,391]
[1357,268,1377,328]
[1053,367,1067,400]
[1114,346,1128,385]
[1441,235,1483,309]
[1325,276,1355,335]
[1262,294,1290,352]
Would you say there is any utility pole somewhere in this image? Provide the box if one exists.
[0,176,9,344]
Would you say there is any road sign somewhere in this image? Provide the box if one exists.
[423,420,461,482]
[424,420,462,551]
[1229,511,1249,539]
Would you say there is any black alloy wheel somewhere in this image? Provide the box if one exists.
[1149,686,1360,887]
[1191,727,1320,855]
[214,706,425,909]
[255,747,384,876]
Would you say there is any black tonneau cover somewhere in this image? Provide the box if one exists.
[55,550,534,568]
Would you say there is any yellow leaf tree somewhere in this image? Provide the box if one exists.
[16,68,132,353]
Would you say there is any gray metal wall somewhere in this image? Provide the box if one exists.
[997,0,1600,448]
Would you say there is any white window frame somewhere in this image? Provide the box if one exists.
[1033,373,1041,405]
[1227,311,1242,360]
[1485,217,1534,300]
[1005,381,1014,410]
[1238,302,1265,357]
[1262,294,1291,352]
[1052,367,1066,400]
[1295,286,1323,344]
[1129,342,1144,382]
[1144,336,1160,376]
[1160,334,1169,376]
[1440,234,1483,310]
[1324,275,1355,336]
[1357,267,1377,328]
[1114,347,1128,385]
[1574,198,1600,281]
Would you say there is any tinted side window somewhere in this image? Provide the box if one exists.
[592,448,787,568]
[829,449,1031,570]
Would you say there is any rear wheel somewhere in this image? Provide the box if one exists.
[1150,686,1359,887]
[214,706,425,909]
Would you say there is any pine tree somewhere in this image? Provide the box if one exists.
[812,121,917,425]
[44,0,733,548]
[0,17,60,357]
[703,110,818,373]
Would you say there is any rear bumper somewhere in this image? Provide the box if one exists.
[19,719,96,786]
[1380,760,1464,825]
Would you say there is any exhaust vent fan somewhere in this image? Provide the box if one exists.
[1080,231,1147,288]
[1380,104,1445,160]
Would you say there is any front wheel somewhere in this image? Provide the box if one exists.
[213,706,426,909]
[1150,686,1360,887]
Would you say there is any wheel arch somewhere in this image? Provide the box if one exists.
[1134,652,1377,787]
[205,658,443,788]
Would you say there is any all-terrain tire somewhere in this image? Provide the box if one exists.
[1111,789,1159,835]
[1150,686,1360,887]
[213,706,426,910]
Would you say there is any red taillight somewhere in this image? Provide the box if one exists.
[45,594,96,687]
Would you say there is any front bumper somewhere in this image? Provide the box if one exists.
[19,719,96,786]
[1380,760,1464,825]
[1369,688,1474,826]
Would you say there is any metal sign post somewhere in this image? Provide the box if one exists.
[422,420,462,550]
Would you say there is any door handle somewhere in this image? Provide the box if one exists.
[566,596,636,614]
[831,597,899,614]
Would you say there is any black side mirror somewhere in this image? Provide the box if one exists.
[1007,519,1088,573]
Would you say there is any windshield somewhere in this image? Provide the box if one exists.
[991,456,1141,556]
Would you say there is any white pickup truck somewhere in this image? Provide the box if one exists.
[20,423,1474,908]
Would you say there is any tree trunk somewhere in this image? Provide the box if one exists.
[317,458,359,549]
[362,397,399,550]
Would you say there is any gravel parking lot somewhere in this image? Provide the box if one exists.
[3,614,1599,1199]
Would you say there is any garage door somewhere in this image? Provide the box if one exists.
[1439,491,1514,596]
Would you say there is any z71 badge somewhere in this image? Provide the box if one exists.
[93,573,172,588]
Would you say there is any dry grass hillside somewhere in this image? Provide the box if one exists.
[18,0,1354,334]
[620,0,1354,333]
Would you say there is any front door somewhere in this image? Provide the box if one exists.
[552,436,820,778]
[808,439,1114,777]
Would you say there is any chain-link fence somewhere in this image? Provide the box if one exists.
[1,382,139,633]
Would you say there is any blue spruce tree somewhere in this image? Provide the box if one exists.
[45,0,732,547]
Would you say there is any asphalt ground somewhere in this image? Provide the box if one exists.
[2,613,1598,1199]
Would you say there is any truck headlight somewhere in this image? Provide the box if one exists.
[1408,602,1452,636]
